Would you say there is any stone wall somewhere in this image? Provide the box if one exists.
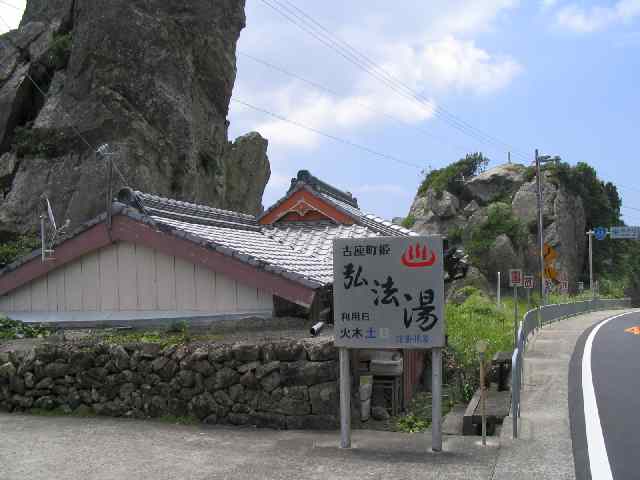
[0,337,340,430]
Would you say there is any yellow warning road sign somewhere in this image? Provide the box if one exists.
[544,243,558,263]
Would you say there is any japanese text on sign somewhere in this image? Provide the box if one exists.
[333,237,445,349]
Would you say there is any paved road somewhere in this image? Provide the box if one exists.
[0,414,500,480]
[569,311,640,480]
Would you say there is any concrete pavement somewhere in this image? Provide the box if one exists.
[491,309,637,480]
[0,413,500,480]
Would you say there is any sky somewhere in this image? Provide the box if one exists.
[1,0,639,225]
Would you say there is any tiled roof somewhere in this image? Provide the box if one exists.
[317,192,416,237]
[150,215,333,286]
[263,221,379,261]
[135,191,259,231]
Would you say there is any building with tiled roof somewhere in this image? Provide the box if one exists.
[0,170,413,325]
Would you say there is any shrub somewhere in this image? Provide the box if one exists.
[0,317,50,340]
[464,202,526,261]
[401,214,416,229]
[12,126,67,158]
[48,32,73,70]
[417,153,489,197]
[0,234,39,267]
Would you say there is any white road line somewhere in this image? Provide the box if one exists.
[582,311,635,480]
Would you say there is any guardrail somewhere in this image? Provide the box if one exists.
[511,298,631,438]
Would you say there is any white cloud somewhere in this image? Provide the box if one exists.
[381,36,522,96]
[555,0,640,33]
[0,1,26,34]
[541,0,559,9]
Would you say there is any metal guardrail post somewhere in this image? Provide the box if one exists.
[512,347,519,439]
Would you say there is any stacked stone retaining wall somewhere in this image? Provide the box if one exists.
[0,337,340,430]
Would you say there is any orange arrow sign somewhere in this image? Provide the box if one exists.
[625,326,640,335]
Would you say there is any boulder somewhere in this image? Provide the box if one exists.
[464,164,526,204]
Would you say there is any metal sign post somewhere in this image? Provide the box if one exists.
[333,236,445,452]
[497,272,501,309]
[510,270,523,348]
[523,275,534,309]
[339,348,351,448]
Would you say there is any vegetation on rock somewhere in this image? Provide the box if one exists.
[464,202,526,262]
[417,153,489,197]
[0,234,39,267]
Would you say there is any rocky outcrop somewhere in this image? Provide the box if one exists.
[464,163,526,204]
[408,163,587,291]
[0,0,270,235]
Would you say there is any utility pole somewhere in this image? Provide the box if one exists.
[536,150,545,306]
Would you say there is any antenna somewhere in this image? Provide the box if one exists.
[39,194,70,262]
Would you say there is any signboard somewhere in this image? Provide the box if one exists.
[593,226,608,241]
[610,226,640,240]
[509,269,523,287]
[333,236,445,349]
[523,275,534,289]
[560,280,569,293]
[543,243,559,281]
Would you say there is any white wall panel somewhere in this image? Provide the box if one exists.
[1,241,274,316]
[81,252,100,311]
[156,252,176,311]
[31,277,48,311]
[117,243,137,311]
[13,285,31,312]
[99,244,119,310]
[136,245,157,310]
[195,264,215,311]
[64,260,82,311]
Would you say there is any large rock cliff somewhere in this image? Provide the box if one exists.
[408,163,587,291]
[0,0,270,235]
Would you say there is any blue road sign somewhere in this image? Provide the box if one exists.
[593,227,608,241]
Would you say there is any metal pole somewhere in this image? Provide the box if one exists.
[431,348,443,452]
[588,231,594,299]
[497,272,501,309]
[536,149,545,306]
[513,286,519,348]
[480,352,486,446]
[339,348,351,449]
[40,215,46,262]
[106,155,113,230]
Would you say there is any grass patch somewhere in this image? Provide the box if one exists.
[0,316,51,340]
[100,328,224,348]
[12,126,69,158]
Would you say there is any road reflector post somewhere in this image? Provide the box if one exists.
[476,340,489,446]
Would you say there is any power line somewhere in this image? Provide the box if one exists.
[259,0,531,163]
[238,50,477,157]
[0,0,22,11]
[232,98,423,169]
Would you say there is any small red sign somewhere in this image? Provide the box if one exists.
[401,241,437,268]
[509,269,523,287]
